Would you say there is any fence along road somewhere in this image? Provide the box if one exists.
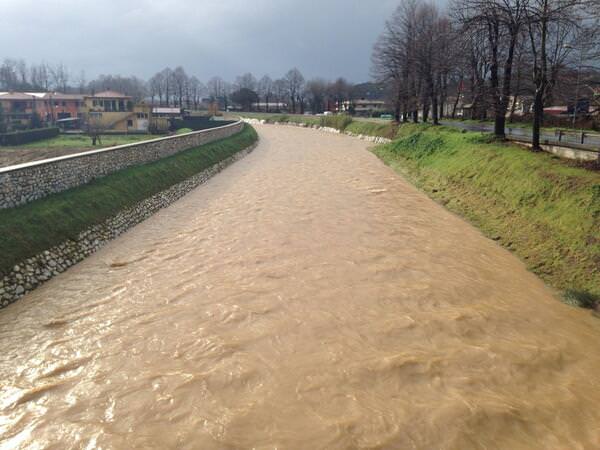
[442,120,600,154]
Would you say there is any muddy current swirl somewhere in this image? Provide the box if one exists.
[1,125,599,449]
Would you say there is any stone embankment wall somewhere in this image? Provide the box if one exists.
[0,121,244,209]
[241,118,392,145]
[0,143,256,308]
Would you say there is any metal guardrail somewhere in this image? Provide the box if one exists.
[442,121,600,154]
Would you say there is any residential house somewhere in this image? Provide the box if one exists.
[152,107,183,118]
[339,99,387,117]
[0,92,42,129]
[507,96,533,117]
[544,106,568,116]
[83,91,151,132]
[251,102,288,112]
[33,92,85,122]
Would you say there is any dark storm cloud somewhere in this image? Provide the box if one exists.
[1,0,398,82]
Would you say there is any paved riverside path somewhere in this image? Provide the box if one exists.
[1,124,600,449]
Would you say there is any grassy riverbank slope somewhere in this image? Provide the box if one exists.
[0,124,258,274]
[373,124,600,305]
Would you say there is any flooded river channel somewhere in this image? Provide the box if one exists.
[1,125,599,449]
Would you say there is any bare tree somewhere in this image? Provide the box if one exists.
[525,0,582,149]
[306,78,328,114]
[172,66,188,108]
[373,0,456,124]
[235,73,257,91]
[187,76,205,110]
[208,76,232,111]
[149,72,164,106]
[84,114,106,146]
[284,68,305,113]
[75,70,86,94]
[258,75,274,112]
[454,0,529,138]
[87,74,147,101]
[207,76,224,102]
[30,63,51,91]
[0,59,19,90]
[273,78,288,111]
[160,68,173,106]
[49,62,69,92]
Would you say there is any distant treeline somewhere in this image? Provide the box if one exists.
[0,59,386,115]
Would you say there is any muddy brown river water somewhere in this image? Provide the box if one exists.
[1,125,599,449]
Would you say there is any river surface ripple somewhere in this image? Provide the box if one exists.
[1,125,599,449]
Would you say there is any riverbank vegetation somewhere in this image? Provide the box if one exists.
[372,124,600,306]
[236,112,400,139]
[0,125,258,274]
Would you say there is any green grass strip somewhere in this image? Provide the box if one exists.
[0,124,258,274]
[372,124,600,304]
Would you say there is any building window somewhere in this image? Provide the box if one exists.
[127,119,133,127]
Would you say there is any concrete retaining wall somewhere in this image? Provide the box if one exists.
[0,121,244,209]
[513,139,600,162]
[0,142,256,309]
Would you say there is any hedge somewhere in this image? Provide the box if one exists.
[0,127,60,146]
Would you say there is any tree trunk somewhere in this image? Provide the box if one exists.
[422,97,430,123]
[451,93,460,119]
[487,21,506,139]
[431,91,439,126]
[494,111,505,137]
[532,89,543,151]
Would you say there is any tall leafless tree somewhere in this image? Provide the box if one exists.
[453,0,529,138]
[525,0,582,149]
[284,68,305,113]
[258,75,274,112]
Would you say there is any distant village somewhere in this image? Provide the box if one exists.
[0,90,185,134]
[0,89,391,135]
[1,61,600,136]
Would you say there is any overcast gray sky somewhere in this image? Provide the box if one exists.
[2,0,399,83]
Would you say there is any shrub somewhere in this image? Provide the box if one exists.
[563,290,599,309]
[0,127,60,146]
[320,114,353,131]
